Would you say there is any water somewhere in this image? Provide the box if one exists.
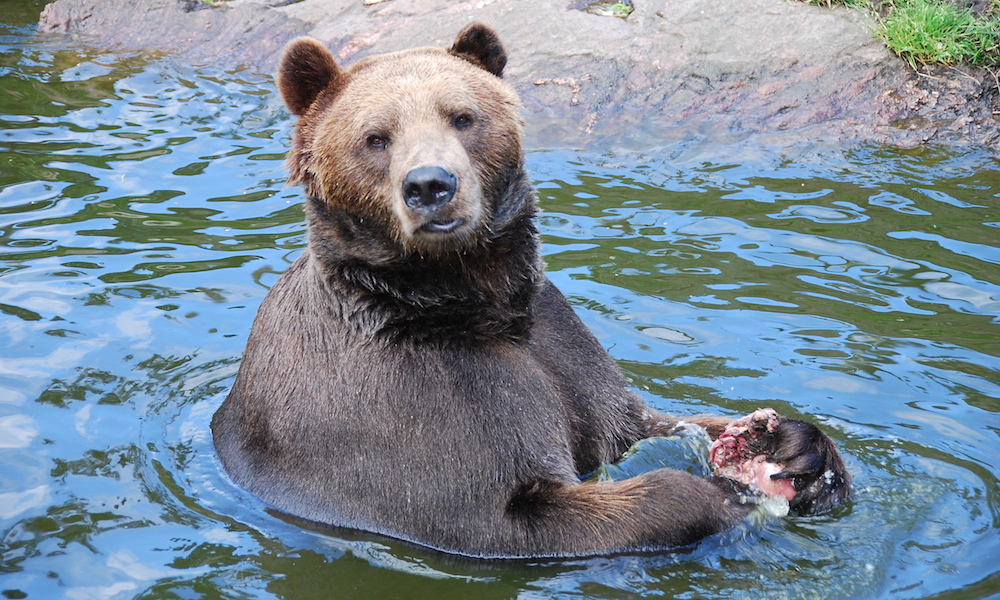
[1,4,999,599]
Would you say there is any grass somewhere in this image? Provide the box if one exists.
[585,1,634,18]
[802,0,868,9]
[803,0,1000,67]
[877,0,999,67]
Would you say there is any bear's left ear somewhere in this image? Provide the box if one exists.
[448,23,507,78]
[277,37,344,116]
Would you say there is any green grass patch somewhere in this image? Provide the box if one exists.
[801,0,1000,67]
[877,0,999,67]
[801,0,868,9]
[583,0,634,18]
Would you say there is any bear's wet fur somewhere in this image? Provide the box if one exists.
[211,23,851,558]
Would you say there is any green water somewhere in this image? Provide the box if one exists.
[1,3,999,599]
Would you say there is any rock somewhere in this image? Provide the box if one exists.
[35,0,1000,152]
[39,0,305,67]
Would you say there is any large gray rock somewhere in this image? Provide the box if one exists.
[37,0,1000,151]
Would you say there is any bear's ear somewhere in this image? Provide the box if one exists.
[277,37,344,116]
[448,23,507,78]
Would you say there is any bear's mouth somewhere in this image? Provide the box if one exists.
[420,219,465,234]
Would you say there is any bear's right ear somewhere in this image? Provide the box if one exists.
[277,37,344,116]
[449,23,507,78]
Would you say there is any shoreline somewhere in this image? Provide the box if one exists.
[35,0,1000,152]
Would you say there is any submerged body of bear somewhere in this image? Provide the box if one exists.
[211,24,851,558]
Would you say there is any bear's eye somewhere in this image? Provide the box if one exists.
[366,135,388,151]
[452,113,474,131]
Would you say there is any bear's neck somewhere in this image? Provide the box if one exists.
[306,196,543,345]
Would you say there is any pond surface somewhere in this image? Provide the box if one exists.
[2,4,999,599]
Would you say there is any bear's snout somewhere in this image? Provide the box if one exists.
[403,166,457,213]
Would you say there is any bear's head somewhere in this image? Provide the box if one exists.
[277,24,525,258]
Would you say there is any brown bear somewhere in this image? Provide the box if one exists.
[211,23,851,558]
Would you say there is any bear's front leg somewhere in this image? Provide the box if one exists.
[505,468,756,555]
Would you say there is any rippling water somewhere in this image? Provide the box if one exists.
[1,6,998,600]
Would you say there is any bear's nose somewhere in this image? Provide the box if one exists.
[402,166,457,212]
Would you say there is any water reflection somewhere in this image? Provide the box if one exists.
[1,11,999,600]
